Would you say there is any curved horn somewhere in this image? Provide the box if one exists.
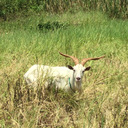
[81,55,105,66]
[59,52,79,65]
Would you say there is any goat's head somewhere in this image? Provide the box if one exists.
[59,52,105,82]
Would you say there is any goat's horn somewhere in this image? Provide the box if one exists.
[59,52,79,65]
[81,55,105,66]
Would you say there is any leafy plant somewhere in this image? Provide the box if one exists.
[38,21,68,31]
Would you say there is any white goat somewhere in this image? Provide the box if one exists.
[24,52,104,92]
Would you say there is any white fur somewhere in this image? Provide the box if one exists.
[24,64,88,92]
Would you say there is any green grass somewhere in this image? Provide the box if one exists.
[0,11,128,128]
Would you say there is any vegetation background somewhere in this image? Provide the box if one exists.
[0,0,128,128]
[0,0,127,20]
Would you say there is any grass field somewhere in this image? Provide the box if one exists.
[0,11,128,128]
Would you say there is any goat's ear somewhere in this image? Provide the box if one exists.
[84,66,91,71]
[67,65,74,70]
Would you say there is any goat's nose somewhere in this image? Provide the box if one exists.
[76,77,81,81]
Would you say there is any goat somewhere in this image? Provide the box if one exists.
[24,52,104,92]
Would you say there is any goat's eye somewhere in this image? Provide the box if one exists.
[82,70,85,73]
[73,69,75,72]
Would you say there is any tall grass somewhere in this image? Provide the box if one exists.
[0,0,127,20]
[0,11,128,127]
